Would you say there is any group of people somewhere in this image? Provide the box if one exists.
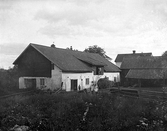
[90,81,98,94]
[78,81,99,94]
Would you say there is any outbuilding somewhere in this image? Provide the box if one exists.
[121,56,167,87]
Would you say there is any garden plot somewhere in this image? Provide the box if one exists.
[1,91,167,130]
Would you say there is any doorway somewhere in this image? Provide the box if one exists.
[71,79,78,91]
[24,78,36,89]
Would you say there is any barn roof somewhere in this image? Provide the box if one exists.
[14,43,121,72]
[115,52,152,62]
[123,56,167,79]
[126,69,167,79]
[121,56,167,69]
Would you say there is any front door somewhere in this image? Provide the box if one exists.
[71,79,78,91]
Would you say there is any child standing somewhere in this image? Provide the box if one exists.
[94,84,98,94]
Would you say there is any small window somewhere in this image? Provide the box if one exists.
[40,78,45,86]
[94,67,104,75]
[86,78,89,85]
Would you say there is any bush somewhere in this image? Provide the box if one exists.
[0,66,19,94]
[97,78,114,89]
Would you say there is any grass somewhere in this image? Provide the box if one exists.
[0,88,35,97]
[1,91,167,131]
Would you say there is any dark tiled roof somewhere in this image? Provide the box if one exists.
[115,53,152,62]
[14,43,121,72]
[120,56,167,69]
[123,56,167,79]
[73,53,107,66]
[126,69,167,79]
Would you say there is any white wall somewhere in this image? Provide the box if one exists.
[62,71,120,91]
[48,65,62,90]
[103,72,120,82]
[62,72,94,91]
[19,69,120,91]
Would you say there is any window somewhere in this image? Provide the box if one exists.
[40,78,45,86]
[86,78,89,85]
[94,67,104,75]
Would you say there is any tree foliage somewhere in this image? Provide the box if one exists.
[0,66,19,92]
[84,45,112,60]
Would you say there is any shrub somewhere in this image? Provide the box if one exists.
[97,78,114,89]
[0,66,19,94]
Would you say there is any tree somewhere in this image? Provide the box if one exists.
[0,66,19,92]
[84,45,112,60]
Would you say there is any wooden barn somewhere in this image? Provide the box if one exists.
[115,50,152,68]
[120,56,167,87]
[13,43,121,91]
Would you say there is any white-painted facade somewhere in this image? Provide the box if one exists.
[19,65,120,91]
[62,72,93,91]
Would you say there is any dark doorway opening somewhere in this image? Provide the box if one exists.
[24,78,36,89]
[71,79,78,91]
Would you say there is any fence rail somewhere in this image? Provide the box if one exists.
[109,87,167,101]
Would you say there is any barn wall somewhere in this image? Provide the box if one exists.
[19,65,62,90]
[120,69,130,86]
[17,46,51,77]
[19,77,50,89]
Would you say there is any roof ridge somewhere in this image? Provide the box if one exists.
[118,52,152,55]
[30,43,63,50]
[30,43,105,57]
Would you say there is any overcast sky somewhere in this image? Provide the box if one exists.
[1,0,167,69]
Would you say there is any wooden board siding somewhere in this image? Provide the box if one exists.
[120,69,129,86]
[17,46,52,77]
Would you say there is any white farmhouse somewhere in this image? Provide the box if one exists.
[13,43,121,91]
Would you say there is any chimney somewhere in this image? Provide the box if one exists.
[51,44,55,48]
[70,46,73,50]
[133,50,136,54]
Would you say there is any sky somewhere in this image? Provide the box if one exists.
[1,0,167,69]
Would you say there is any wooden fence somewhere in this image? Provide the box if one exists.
[109,87,167,101]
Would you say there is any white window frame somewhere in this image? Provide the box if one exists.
[86,78,89,85]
